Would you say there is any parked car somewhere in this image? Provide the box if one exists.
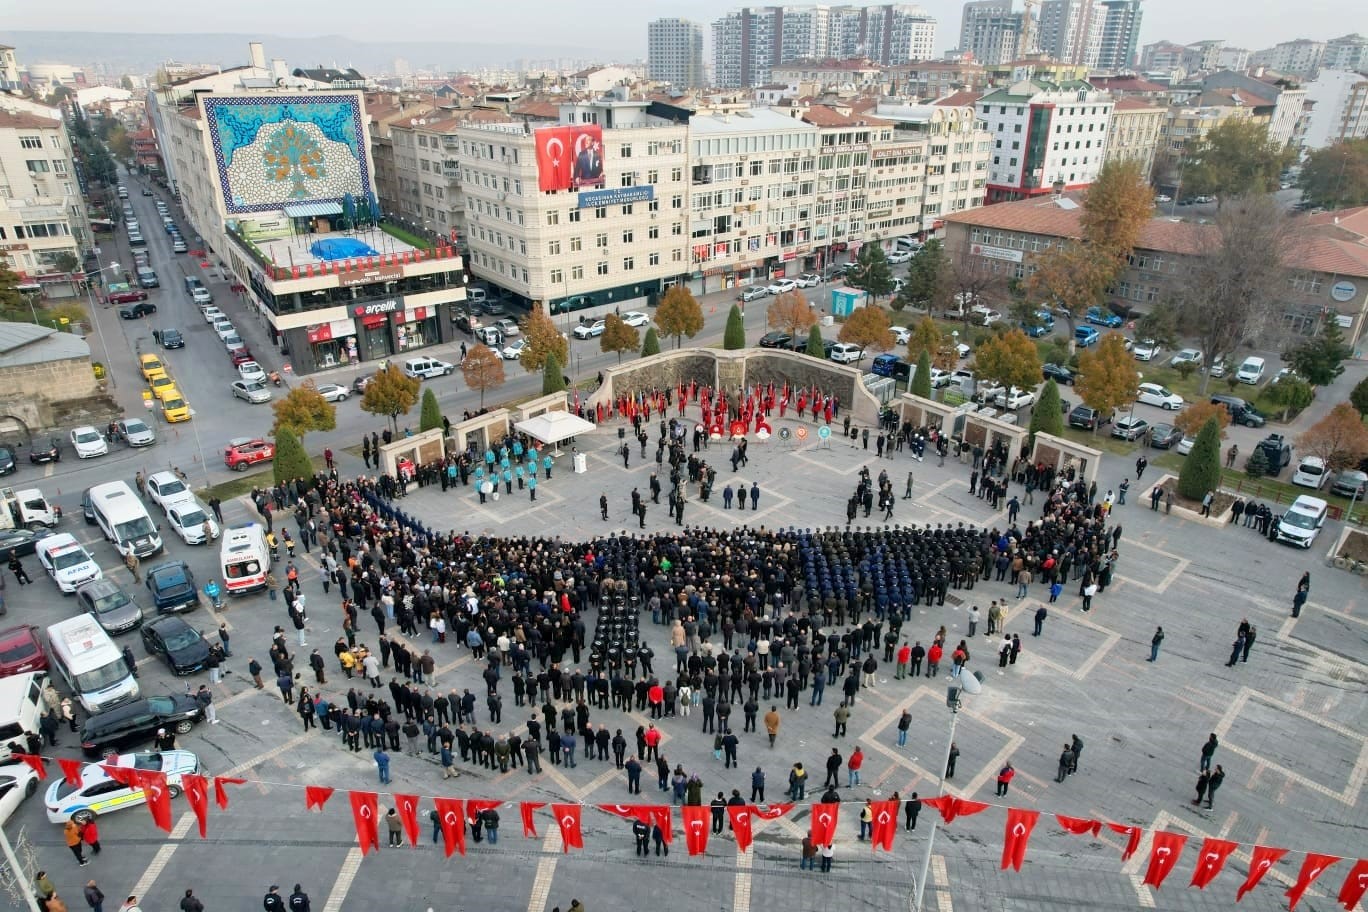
[159,328,184,349]
[119,301,157,320]
[1074,326,1100,347]
[1068,405,1110,431]
[757,332,793,349]
[1175,436,1196,455]
[1132,339,1161,361]
[237,361,266,383]
[995,387,1036,410]
[0,625,48,677]
[145,561,198,613]
[0,761,41,826]
[140,616,210,676]
[35,534,103,594]
[78,699,203,757]
[313,383,350,402]
[1149,423,1183,449]
[0,528,55,558]
[619,311,650,327]
[886,250,912,264]
[829,343,864,364]
[1111,416,1151,441]
[108,288,148,305]
[573,319,606,339]
[738,286,768,302]
[69,426,109,459]
[0,446,14,476]
[111,418,155,448]
[164,499,219,546]
[224,438,275,471]
[28,436,61,464]
[1291,456,1329,489]
[1042,363,1075,385]
[795,274,822,288]
[1136,382,1184,410]
[500,338,528,361]
[401,357,454,379]
[45,750,203,820]
[890,326,912,345]
[1330,469,1368,498]
[143,472,194,513]
[494,318,521,337]
[1169,348,1204,368]
[766,279,797,295]
[75,578,144,635]
[1085,306,1123,328]
[1210,395,1266,428]
[231,380,272,404]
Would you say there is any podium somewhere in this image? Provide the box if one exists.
[574,453,587,474]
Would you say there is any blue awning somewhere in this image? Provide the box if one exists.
[283,201,344,217]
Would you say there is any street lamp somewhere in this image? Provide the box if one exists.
[84,256,120,388]
[913,670,984,912]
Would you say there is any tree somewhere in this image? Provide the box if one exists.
[1298,139,1368,210]
[846,244,895,299]
[1296,403,1368,472]
[360,364,420,434]
[1244,445,1271,478]
[971,328,1041,392]
[766,291,818,339]
[1263,377,1316,421]
[1023,243,1115,330]
[271,384,336,440]
[418,388,444,432]
[542,353,567,395]
[119,75,135,90]
[896,238,949,312]
[0,263,25,315]
[1029,379,1064,444]
[906,316,953,370]
[1178,416,1223,501]
[1075,333,1139,427]
[946,244,1007,327]
[1182,119,1297,201]
[1351,376,1368,417]
[1174,401,1231,438]
[600,314,640,363]
[1283,316,1352,386]
[911,349,933,399]
[1079,160,1154,257]
[804,325,825,358]
[52,252,79,274]
[722,304,746,349]
[272,427,313,486]
[1132,302,1180,349]
[460,344,505,407]
[838,306,893,355]
[654,286,704,348]
[1170,194,1289,392]
[641,326,661,357]
[105,124,133,161]
[519,304,568,374]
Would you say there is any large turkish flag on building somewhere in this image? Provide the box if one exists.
[534,127,574,192]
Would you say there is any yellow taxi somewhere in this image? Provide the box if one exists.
[149,374,178,400]
[139,353,168,383]
[161,394,191,423]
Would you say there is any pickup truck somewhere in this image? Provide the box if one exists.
[1,486,61,531]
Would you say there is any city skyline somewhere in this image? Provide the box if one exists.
[2,0,1360,69]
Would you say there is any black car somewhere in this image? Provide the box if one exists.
[1256,434,1292,475]
[159,328,185,349]
[1068,405,1109,430]
[145,561,198,613]
[79,695,204,758]
[141,615,210,675]
[0,445,14,476]
[1042,363,1075,385]
[0,527,56,558]
[758,332,793,349]
[788,337,835,358]
[28,437,61,464]
[1149,423,1183,449]
[119,301,157,319]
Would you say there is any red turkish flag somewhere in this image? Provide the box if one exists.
[394,793,421,846]
[136,770,173,833]
[305,785,335,811]
[348,790,381,856]
[1001,808,1040,872]
[11,753,45,779]
[1107,822,1144,861]
[681,805,710,855]
[1190,838,1239,889]
[728,806,754,853]
[1142,831,1189,889]
[58,758,83,787]
[1335,858,1368,911]
[951,799,990,822]
[101,763,136,787]
[1237,845,1289,902]
[521,802,545,838]
[755,803,793,820]
[1055,814,1101,836]
[213,776,246,810]
[922,795,988,824]
[433,797,466,857]
[598,803,650,823]
[649,805,673,844]
[551,803,583,853]
[182,774,209,838]
[869,800,899,853]
[810,802,839,845]
[1286,853,1341,911]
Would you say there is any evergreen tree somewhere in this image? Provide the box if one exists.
[542,353,566,395]
[1028,380,1064,445]
[1283,317,1352,386]
[1178,416,1223,501]
[805,325,825,358]
[911,349,933,399]
[896,239,948,311]
[723,304,746,349]
[271,427,312,486]
[846,244,895,298]
[1351,376,1368,418]
[1244,446,1270,478]
[641,326,661,357]
[418,388,443,432]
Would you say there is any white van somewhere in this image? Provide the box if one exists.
[220,523,272,596]
[46,617,138,713]
[1277,495,1328,549]
[402,356,454,379]
[1236,356,1266,384]
[88,481,163,558]
[0,672,48,762]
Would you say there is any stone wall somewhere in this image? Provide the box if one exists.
[595,350,718,403]
[0,356,102,431]
[378,428,446,478]
[451,409,511,454]
[515,392,570,422]
[1031,432,1103,487]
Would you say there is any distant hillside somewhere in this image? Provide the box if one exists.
[2,31,620,75]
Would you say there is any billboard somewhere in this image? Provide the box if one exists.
[534,124,605,192]
[576,185,653,208]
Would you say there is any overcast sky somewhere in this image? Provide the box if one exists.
[5,0,1353,61]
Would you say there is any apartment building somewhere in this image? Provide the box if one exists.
[1140,41,1187,72]
[959,2,1026,67]
[648,18,707,89]
[1036,0,1106,68]
[1249,39,1326,78]
[887,61,989,98]
[874,100,992,222]
[0,106,89,297]
[976,80,1115,202]
[1201,71,1307,147]
[1322,34,1368,73]
[1104,97,1165,179]
[1303,70,1368,148]
[1095,0,1143,70]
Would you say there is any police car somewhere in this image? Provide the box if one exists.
[44,750,201,823]
[35,534,104,594]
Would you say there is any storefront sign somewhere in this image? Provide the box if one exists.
[1330,280,1358,302]
[401,306,429,324]
[307,318,357,343]
[867,209,892,219]
[576,186,654,208]
[970,243,1023,263]
[871,145,922,161]
[339,264,403,288]
[353,299,400,317]
[360,313,389,329]
[782,250,797,261]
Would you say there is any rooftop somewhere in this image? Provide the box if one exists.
[0,323,91,368]
[689,108,816,135]
[228,223,460,281]
[933,90,983,107]
[1112,97,1166,112]
[800,104,890,127]
[0,108,63,130]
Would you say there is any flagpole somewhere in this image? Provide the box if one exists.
[0,826,43,912]
[913,701,959,912]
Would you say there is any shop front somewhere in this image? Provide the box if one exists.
[354,299,400,362]
[305,318,359,371]
[396,304,443,353]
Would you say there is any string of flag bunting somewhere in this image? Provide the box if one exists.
[12,752,1365,909]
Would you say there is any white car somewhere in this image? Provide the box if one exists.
[573,319,606,339]
[829,342,864,364]
[766,279,797,295]
[237,361,266,383]
[35,533,103,594]
[165,498,220,545]
[213,321,236,341]
[1169,348,1204,368]
[69,426,109,459]
[928,368,951,389]
[795,274,822,288]
[887,250,912,264]
[1175,436,1196,455]
[231,379,272,404]
[620,311,650,328]
[0,762,41,827]
[201,307,225,324]
[976,381,1007,404]
[977,309,1003,326]
[1132,340,1161,361]
[44,751,201,824]
[501,338,528,361]
[1136,382,1184,410]
[145,471,195,511]
[313,383,350,402]
[995,387,1037,410]
[891,326,912,345]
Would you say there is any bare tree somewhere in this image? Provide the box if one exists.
[944,243,1006,327]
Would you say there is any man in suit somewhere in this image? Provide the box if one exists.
[575,140,603,185]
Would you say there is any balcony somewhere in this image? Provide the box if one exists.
[227,221,461,283]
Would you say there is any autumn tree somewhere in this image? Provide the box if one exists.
[1182,119,1297,202]
[1080,160,1155,256]
[971,328,1041,392]
[838,306,893,354]
[654,285,705,348]
[641,326,661,357]
[1296,403,1368,471]
[419,388,443,432]
[1178,416,1223,501]
[906,315,954,370]
[359,364,420,434]
[767,291,819,339]
[1298,138,1368,210]
[272,383,336,440]
[1174,401,1231,438]
[1028,379,1064,445]
[271,427,312,486]
[723,304,746,349]
[1074,333,1139,428]
[1133,302,1180,349]
[542,353,567,395]
[1170,194,1289,391]
[804,325,826,358]
[1024,242,1116,331]
[460,343,506,407]
[600,314,640,363]
[519,304,568,374]
[1283,316,1352,386]
[896,238,949,312]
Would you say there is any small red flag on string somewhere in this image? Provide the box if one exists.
[681,805,710,855]
[1236,845,1289,902]
[305,786,334,811]
[11,753,45,779]
[394,793,421,846]
[136,770,173,833]
[1335,858,1368,911]
[869,800,899,853]
[433,797,465,858]
[348,791,380,856]
[182,773,209,838]
[1190,838,1239,890]
[551,804,583,853]
[213,776,246,810]
[58,758,83,787]
[1286,853,1341,911]
[1107,822,1143,861]
[1142,831,1189,889]
[810,802,839,845]
[1055,814,1101,836]
[1001,808,1040,872]
[727,806,754,853]
[521,802,545,838]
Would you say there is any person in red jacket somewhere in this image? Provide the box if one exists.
[847,747,864,787]
[896,642,912,679]
[996,762,1015,796]
[643,724,662,760]
[648,683,665,719]
[926,642,943,677]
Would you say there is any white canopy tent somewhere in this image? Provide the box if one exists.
[514,410,597,456]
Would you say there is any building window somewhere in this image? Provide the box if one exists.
[26,159,50,173]
[546,211,559,226]
[620,144,632,158]
[597,261,609,276]
[649,252,660,266]
[550,268,563,284]
[20,135,42,149]
[596,232,609,248]
[648,225,659,239]
[569,209,581,222]
[549,240,561,255]
[622,230,634,244]
[572,265,584,280]
[623,256,634,271]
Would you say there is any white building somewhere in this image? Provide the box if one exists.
[874,99,992,222]
[959,1,1026,67]
[0,105,89,296]
[1322,34,1368,73]
[648,18,707,89]
[976,79,1114,202]
[567,66,637,94]
[1216,47,1251,71]
[1249,39,1325,78]
[1036,0,1105,68]
[1303,70,1368,148]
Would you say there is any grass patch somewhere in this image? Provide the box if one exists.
[1151,452,1366,522]
[196,455,326,503]
[1058,426,1139,457]
[381,222,435,250]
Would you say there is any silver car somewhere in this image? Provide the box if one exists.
[114,418,156,447]
[75,578,144,634]
[231,380,272,404]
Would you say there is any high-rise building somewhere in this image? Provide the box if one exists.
[711,5,937,87]
[1140,41,1186,72]
[959,1,1026,67]
[1302,69,1368,148]
[1036,0,1105,68]
[648,18,707,89]
[1249,39,1325,78]
[1323,34,1368,73]
[1096,0,1143,70]
[976,79,1115,202]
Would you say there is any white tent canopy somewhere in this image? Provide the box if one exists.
[514,410,596,454]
